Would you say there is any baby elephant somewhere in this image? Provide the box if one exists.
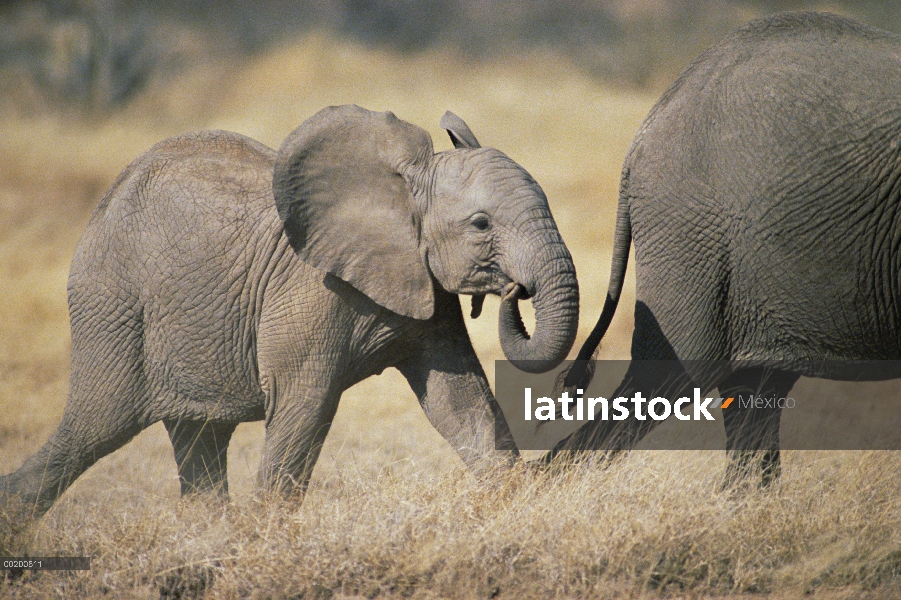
[2,105,579,517]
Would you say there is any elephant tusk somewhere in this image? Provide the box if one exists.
[470,294,486,319]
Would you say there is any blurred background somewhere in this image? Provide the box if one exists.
[2,0,901,491]
[2,0,900,114]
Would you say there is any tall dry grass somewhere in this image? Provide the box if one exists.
[1,30,900,599]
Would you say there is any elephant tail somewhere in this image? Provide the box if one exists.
[555,169,632,393]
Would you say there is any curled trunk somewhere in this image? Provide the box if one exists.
[498,254,579,373]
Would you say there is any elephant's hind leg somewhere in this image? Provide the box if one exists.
[164,419,236,496]
[719,367,800,488]
[1,302,149,518]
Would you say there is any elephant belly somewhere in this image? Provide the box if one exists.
[141,335,267,423]
[631,211,901,364]
[139,280,269,423]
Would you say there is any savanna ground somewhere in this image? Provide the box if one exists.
[2,3,901,598]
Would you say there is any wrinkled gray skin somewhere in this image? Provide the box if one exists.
[1,105,578,517]
[551,12,901,484]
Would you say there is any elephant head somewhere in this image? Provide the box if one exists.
[273,104,578,372]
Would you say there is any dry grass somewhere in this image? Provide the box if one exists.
[1,32,900,598]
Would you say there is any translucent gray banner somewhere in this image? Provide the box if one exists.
[495,360,901,451]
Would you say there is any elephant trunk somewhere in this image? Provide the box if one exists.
[498,244,579,373]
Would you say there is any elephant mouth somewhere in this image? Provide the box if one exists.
[501,282,534,342]
[469,282,531,319]
[501,281,531,301]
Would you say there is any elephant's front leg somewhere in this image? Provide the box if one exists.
[397,294,519,472]
[399,357,518,472]
[257,378,341,497]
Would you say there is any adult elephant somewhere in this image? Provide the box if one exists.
[1,105,579,517]
[549,12,901,484]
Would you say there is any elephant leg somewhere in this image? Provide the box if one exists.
[257,383,340,498]
[0,308,148,519]
[719,367,800,488]
[163,419,236,496]
[397,289,519,473]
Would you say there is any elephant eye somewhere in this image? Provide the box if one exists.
[469,213,491,231]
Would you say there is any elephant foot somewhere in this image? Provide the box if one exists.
[533,447,623,472]
[0,481,39,541]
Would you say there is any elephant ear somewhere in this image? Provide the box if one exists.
[273,105,436,320]
[440,111,481,149]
